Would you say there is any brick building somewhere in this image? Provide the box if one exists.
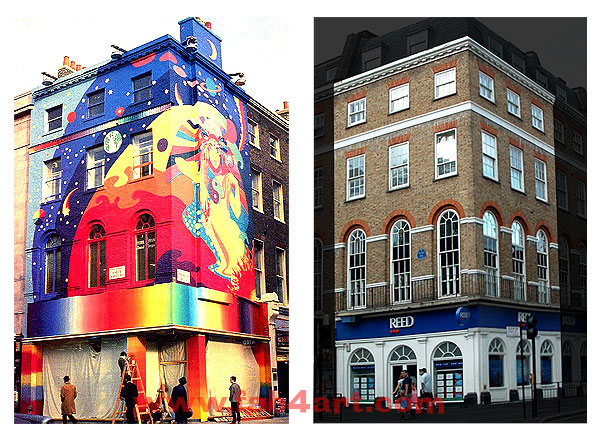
[248,98,290,403]
[17,17,281,421]
[315,18,585,405]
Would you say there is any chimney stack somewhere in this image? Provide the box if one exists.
[58,55,77,78]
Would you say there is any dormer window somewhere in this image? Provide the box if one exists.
[362,47,382,71]
[407,30,428,55]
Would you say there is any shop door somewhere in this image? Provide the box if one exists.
[433,360,463,400]
[391,364,417,396]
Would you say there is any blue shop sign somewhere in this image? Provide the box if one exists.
[336,304,561,341]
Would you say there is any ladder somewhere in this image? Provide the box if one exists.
[111,355,154,424]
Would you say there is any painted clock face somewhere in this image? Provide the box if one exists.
[104,130,122,153]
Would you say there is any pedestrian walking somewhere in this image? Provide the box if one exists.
[61,376,78,424]
[229,375,242,424]
[419,367,434,410]
[120,373,138,424]
[171,377,192,424]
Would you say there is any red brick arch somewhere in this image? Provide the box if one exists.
[479,201,506,227]
[558,233,573,249]
[427,199,466,226]
[507,212,531,237]
[339,219,371,243]
[534,221,553,243]
[381,209,416,235]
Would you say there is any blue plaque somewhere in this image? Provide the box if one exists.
[417,248,426,260]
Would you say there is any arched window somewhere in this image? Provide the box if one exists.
[562,341,573,383]
[488,338,505,387]
[511,221,526,301]
[45,234,62,295]
[433,342,462,359]
[580,341,587,382]
[89,224,106,288]
[438,210,460,297]
[314,239,323,312]
[349,348,375,403]
[558,238,570,305]
[390,220,411,303]
[579,244,586,303]
[536,230,549,304]
[516,340,531,386]
[135,214,156,281]
[483,211,499,297]
[540,340,554,384]
[389,345,416,363]
[347,229,366,309]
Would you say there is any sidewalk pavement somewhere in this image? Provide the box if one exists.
[314,397,586,424]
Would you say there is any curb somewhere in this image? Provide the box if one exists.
[540,409,586,423]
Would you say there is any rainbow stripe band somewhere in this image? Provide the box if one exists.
[27,283,266,338]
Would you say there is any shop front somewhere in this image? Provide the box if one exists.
[336,303,561,404]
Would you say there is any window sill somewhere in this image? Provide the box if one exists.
[577,214,587,220]
[314,205,323,210]
[270,156,282,163]
[388,184,409,192]
[483,175,500,184]
[347,120,366,129]
[557,206,569,213]
[252,207,264,214]
[44,127,63,136]
[40,197,62,206]
[480,95,496,105]
[84,186,105,195]
[433,172,458,182]
[433,91,457,101]
[86,114,105,123]
[507,112,522,120]
[511,187,526,196]
[532,126,545,134]
[130,174,155,184]
[274,217,286,224]
[250,143,260,150]
[346,195,366,203]
[388,106,410,116]
[535,197,550,206]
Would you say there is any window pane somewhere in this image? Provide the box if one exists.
[89,242,98,288]
[136,233,146,281]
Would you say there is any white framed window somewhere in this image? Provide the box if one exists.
[132,131,153,179]
[269,134,280,160]
[43,158,62,202]
[479,71,494,102]
[275,247,287,303]
[438,210,460,297]
[251,169,262,211]
[314,239,323,312]
[389,83,409,113]
[434,68,456,99]
[314,167,323,209]
[132,72,152,103]
[554,118,564,143]
[531,104,544,131]
[435,129,457,179]
[46,105,63,132]
[573,131,583,155]
[516,340,531,386]
[349,348,375,403]
[390,220,411,304]
[556,169,568,211]
[481,131,498,180]
[87,89,105,118]
[314,113,324,138]
[347,229,366,310]
[509,146,524,192]
[86,147,105,190]
[537,230,549,304]
[488,338,505,388]
[483,211,499,297]
[534,158,547,202]
[248,119,258,147]
[348,98,366,127]
[389,142,409,190]
[558,237,570,306]
[254,239,265,298]
[346,155,365,200]
[579,244,586,300]
[272,180,284,221]
[511,221,526,301]
[576,180,586,218]
[507,89,521,117]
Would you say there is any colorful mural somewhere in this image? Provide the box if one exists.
[27,41,255,304]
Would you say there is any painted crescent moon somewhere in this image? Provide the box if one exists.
[207,39,218,60]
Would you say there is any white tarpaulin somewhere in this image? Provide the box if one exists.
[159,340,187,397]
[205,340,260,416]
[42,337,126,419]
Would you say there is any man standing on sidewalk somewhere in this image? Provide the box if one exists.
[419,367,434,410]
[229,376,242,424]
[61,376,78,424]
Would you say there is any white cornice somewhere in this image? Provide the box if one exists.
[366,234,388,243]
[333,100,555,157]
[332,37,555,105]
[410,225,434,234]
[460,217,483,225]
[500,226,513,235]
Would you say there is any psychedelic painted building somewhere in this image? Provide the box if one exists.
[20,17,273,421]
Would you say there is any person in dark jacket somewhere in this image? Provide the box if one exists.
[171,377,192,424]
[118,352,128,377]
[229,376,242,424]
[120,373,138,424]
